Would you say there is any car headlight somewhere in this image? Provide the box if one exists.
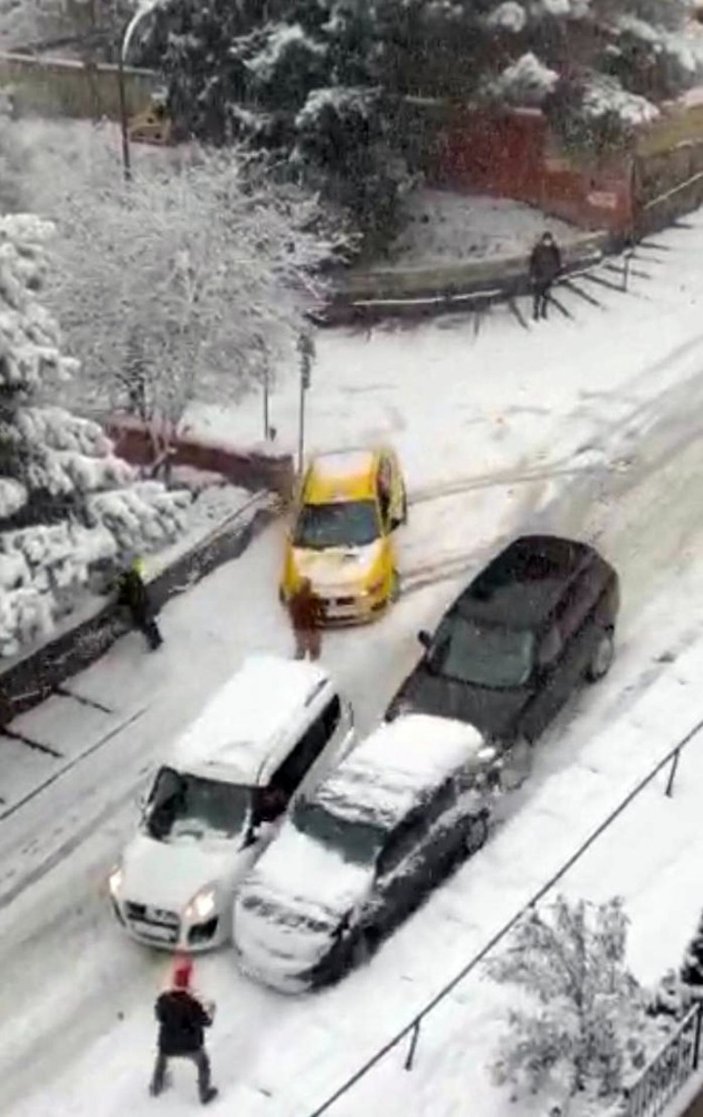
[185,885,217,923]
[108,864,124,898]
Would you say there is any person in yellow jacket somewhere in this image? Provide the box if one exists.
[116,557,163,650]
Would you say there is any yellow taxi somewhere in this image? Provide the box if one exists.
[280,447,408,623]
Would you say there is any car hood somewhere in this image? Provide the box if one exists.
[234,826,374,981]
[292,540,383,588]
[120,831,245,910]
[394,668,531,741]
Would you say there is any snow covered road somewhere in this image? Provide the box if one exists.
[5,216,703,1115]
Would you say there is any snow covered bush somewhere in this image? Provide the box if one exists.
[680,910,703,999]
[21,130,344,455]
[0,213,190,658]
[486,895,648,1102]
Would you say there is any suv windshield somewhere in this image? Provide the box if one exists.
[145,766,250,842]
[294,500,379,549]
[430,615,535,688]
[292,800,386,865]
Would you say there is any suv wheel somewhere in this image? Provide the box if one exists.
[586,629,614,683]
[465,813,489,856]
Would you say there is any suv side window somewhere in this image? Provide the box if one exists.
[378,808,426,876]
[270,695,341,797]
[556,564,604,645]
[422,777,456,829]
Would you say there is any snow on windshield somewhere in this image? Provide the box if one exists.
[292,799,387,865]
[432,615,535,688]
[294,500,380,549]
[144,766,250,841]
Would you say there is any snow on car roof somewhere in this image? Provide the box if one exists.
[314,713,485,829]
[170,655,331,786]
[310,448,376,480]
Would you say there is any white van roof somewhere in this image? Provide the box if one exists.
[170,655,333,786]
[315,713,485,829]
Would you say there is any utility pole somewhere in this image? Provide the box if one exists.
[297,329,315,477]
[118,5,155,181]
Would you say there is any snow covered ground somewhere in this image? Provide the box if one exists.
[4,213,703,1116]
[382,190,583,268]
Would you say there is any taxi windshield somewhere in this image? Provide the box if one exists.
[294,500,380,549]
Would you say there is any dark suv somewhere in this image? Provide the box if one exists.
[386,534,619,745]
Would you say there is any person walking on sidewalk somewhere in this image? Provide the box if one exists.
[150,956,218,1105]
[116,557,163,651]
[287,577,323,661]
[529,232,562,321]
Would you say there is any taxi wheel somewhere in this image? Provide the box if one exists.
[400,489,408,524]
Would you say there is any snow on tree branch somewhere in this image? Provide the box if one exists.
[486,895,650,1104]
[22,129,345,438]
[0,210,189,659]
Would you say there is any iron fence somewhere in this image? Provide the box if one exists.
[618,1003,703,1117]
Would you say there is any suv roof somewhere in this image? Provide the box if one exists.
[170,655,333,786]
[456,534,596,630]
[314,713,484,829]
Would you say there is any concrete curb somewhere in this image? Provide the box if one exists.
[0,495,278,727]
[314,230,620,326]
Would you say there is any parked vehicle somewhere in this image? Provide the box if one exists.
[109,656,355,951]
[232,713,496,992]
[386,534,619,746]
[280,446,408,624]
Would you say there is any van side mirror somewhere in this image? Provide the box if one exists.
[418,630,431,649]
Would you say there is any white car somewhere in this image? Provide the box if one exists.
[233,713,497,992]
[109,655,355,951]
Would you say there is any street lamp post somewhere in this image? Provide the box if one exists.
[297,329,315,477]
[117,6,153,181]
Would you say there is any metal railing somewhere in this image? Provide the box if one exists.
[306,716,703,1117]
[619,1002,703,1117]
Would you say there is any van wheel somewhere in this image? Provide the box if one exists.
[465,813,489,856]
[586,629,614,682]
[388,570,401,604]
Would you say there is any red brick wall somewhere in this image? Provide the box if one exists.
[105,416,295,500]
[433,108,633,233]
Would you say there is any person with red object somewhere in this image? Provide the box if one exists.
[287,576,324,661]
[149,955,218,1104]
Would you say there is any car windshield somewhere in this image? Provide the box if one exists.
[429,615,535,688]
[144,766,251,842]
[292,800,387,866]
[294,500,379,549]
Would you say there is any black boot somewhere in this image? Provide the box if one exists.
[201,1087,219,1105]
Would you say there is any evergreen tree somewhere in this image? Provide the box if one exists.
[0,214,189,659]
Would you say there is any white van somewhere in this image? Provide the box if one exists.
[109,655,355,951]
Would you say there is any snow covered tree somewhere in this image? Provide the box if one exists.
[486,895,646,1101]
[0,213,190,659]
[680,911,703,998]
[141,0,416,247]
[139,0,701,239]
[21,129,345,458]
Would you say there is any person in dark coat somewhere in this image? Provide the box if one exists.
[529,232,562,321]
[287,577,323,661]
[116,557,163,650]
[150,956,218,1104]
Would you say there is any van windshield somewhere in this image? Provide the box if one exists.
[145,766,250,842]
